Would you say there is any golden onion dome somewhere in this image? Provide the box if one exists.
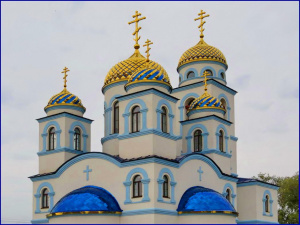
[188,92,225,112]
[103,50,167,88]
[44,88,86,112]
[178,40,227,70]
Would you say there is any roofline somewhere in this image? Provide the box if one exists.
[116,88,179,101]
[180,114,232,125]
[36,112,94,122]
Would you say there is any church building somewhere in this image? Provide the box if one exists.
[29,10,279,224]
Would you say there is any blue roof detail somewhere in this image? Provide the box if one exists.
[51,185,122,213]
[177,186,236,212]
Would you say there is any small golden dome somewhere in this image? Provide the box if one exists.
[188,92,225,112]
[103,50,166,88]
[177,40,227,69]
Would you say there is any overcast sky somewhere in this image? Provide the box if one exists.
[1,1,299,223]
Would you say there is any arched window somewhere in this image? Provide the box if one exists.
[179,77,182,83]
[163,175,169,198]
[219,130,224,152]
[220,98,227,119]
[133,175,142,198]
[226,188,231,203]
[194,130,203,152]
[41,188,49,208]
[265,195,270,212]
[74,128,81,150]
[221,72,226,80]
[204,69,213,76]
[113,101,119,133]
[185,98,195,120]
[187,71,195,79]
[161,107,167,133]
[132,106,141,133]
[48,127,56,150]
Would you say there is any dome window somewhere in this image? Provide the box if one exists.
[187,71,195,79]
[113,101,119,134]
[221,72,226,80]
[204,69,213,76]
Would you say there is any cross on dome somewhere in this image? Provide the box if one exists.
[61,66,70,90]
[194,10,210,44]
[143,39,153,64]
[128,11,146,50]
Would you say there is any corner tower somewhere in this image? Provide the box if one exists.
[37,67,93,174]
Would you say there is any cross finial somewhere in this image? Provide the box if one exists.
[202,70,210,93]
[61,67,70,90]
[143,39,153,64]
[194,10,210,43]
[128,11,146,50]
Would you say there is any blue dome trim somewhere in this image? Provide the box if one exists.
[139,69,152,80]
[200,97,213,107]
[50,185,122,213]
[57,94,72,103]
[207,98,217,106]
[148,70,159,79]
[177,186,236,213]
[65,96,76,103]
[51,94,64,105]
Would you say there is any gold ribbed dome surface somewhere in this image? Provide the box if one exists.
[103,50,167,87]
[188,92,225,112]
[178,41,227,69]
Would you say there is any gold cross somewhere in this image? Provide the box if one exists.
[128,11,146,50]
[202,70,210,93]
[195,10,210,42]
[61,67,70,89]
[143,39,153,62]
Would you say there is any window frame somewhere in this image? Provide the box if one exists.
[131,106,141,133]
[194,129,203,152]
[41,188,49,209]
[226,188,231,203]
[74,127,81,150]
[113,101,119,134]
[265,195,270,213]
[162,175,170,198]
[48,127,56,151]
[219,130,224,152]
[204,69,213,76]
[161,106,168,133]
[132,175,143,198]
[187,71,195,79]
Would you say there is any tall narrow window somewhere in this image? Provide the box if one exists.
[163,175,169,198]
[113,101,119,133]
[133,175,142,198]
[220,99,227,119]
[194,130,203,152]
[265,195,269,212]
[219,130,224,152]
[41,188,49,208]
[185,98,195,120]
[226,188,231,203]
[132,106,141,133]
[161,107,167,133]
[74,128,81,150]
[187,71,195,79]
[48,127,56,150]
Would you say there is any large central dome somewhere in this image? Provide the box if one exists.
[103,50,167,88]
[177,40,227,70]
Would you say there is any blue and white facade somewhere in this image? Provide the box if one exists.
[29,11,279,224]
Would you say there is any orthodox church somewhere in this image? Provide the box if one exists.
[29,10,279,224]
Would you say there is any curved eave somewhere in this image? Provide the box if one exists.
[125,80,172,88]
[47,211,122,218]
[44,103,86,113]
[187,107,226,116]
[177,58,228,72]
[178,210,238,216]
[102,78,128,91]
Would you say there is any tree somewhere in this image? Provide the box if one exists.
[254,172,299,224]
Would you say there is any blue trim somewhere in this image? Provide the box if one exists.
[177,60,227,71]
[201,149,232,158]
[30,153,238,182]
[118,129,181,141]
[34,182,55,214]
[179,76,202,86]
[237,182,279,190]
[187,108,225,117]
[216,124,229,154]
[125,82,172,93]
[37,147,83,156]
[231,173,238,177]
[184,68,198,79]
[37,112,93,124]
[222,183,236,207]
[181,115,231,126]
[218,68,226,80]
[108,94,122,108]
[186,124,209,154]
[101,133,119,144]
[31,218,49,224]
[123,98,148,135]
[69,121,88,152]
[83,165,92,181]
[200,66,217,77]
[124,168,150,204]
[236,219,278,224]
[230,136,238,141]
[157,168,176,204]
[44,105,85,114]
[263,190,274,217]
[117,88,178,103]
[179,92,200,135]
[122,208,177,216]
[107,94,121,135]
[102,80,127,94]
[41,121,61,152]
[156,99,174,135]
[218,93,231,121]
[172,79,237,95]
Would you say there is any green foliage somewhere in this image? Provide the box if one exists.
[254,172,299,224]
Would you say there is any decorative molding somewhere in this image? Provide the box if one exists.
[177,60,227,71]
[101,133,119,144]
[230,136,238,141]
[237,182,279,190]
[122,208,178,216]
[187,108,225,117]
[222,183,236,207]
[37,112,93,124]
[44,105,85,114]
[236,219,279,224]
[125,82,172,93]
[102,80,127,94]
[31,219,49,224]
[181,115,232,126]
[34,182,55,214]
[157,168,176,204]
[37,147,83,156]
[118,129,181,141]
